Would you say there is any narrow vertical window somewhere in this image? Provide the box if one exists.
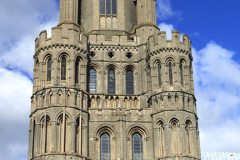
[126,70,134,94]
[169,62,173,85]
[108,69,115,94]
[106,0,111,14]
[100,0,105,14]
[132,133,143,160]
[61,57,66,80]
[158,64,161,86]
[100,133,111,160]
[47,58,51,81]
[180,61,183,85]
[75,58,80,84]
[112,0,117,14]
[90,68,97,93]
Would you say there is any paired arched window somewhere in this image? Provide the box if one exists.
[158,64,161,86]
[61,57,66,80]
[90,68,97,93]
[108,69,115,94]
[126,70,134,94]
[132,133,143,160]
[100,0,117,15]
[168,62,173,85]
[100,133,111,160]
[47,58,51,81]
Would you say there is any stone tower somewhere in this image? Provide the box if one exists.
[28,0,201,160]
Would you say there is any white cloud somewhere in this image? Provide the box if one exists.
[0,68,32,159]
[193,42,240,152]
[158,22,175,40]
[0,0,58,78]
[156,0,181,20]
[0,0,58,159]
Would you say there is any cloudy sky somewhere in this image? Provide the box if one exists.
[0,0,240,159]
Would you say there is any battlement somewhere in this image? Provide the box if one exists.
[35,23,87,51]
[148,30,192,53]
[88,34,140,46]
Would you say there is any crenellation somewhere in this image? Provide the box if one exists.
[29,1,201,160]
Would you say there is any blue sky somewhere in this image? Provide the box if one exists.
[0,0,240,159]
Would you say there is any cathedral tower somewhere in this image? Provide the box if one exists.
[28,0,201,160]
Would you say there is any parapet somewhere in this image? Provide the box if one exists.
[88,34,140,46]
[35,23,87,53]
[148,30,191,54]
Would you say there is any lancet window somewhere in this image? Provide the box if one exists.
[168,62,173,85]
[100,133,111,160]
[47,58,51,81]
[179,60,184,85]
[75,57,81,84]
[126,70,134,94]
[100,0,117,15]
[108,69,115,94]
[61,57,66,80]
[90,68,97,93]
[132,133,143,160]
[158,64,161,86]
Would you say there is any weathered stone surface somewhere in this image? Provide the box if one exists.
[28,1,201,160]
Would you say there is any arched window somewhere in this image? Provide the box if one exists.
[61,57,66,80]
[100,133,111,160]
[100,0,117,15]
[179,60,183,85]
[158,64,161,86]
[90,68,97,93]
[47,58,51,81]
[126,70,134,94]
[75,58,80,84]
[132,133,143,160]
[108,69,115,94]
[169,62,173,85]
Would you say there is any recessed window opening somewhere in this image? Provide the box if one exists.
[90,68,97,93]
[180,60,184,85]
[132,133,143,160]
[75,58,80,84]
[126,69,134,94]
[61,57,66,80]
[108,69,115,94]
[158,64,161,86]
[169,62,173,85]
[100,0,117,15]
[100,133,111,160]
[47,58,51,81]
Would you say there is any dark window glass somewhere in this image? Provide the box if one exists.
[47,58,51,81]
[61,57,66,80]
[100,133,111,160]
[158,64,161,86]
[169,62,173,85]
[180,62,183,85]
[112,0,117,14]
[106,0,111,14]
[75,58,79,84]
[108,69,115,94]
[132,133,143,160]
[100,0,117,15]
[90,69,97,93]
[126,70,134,94]
[100,0,105,14]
